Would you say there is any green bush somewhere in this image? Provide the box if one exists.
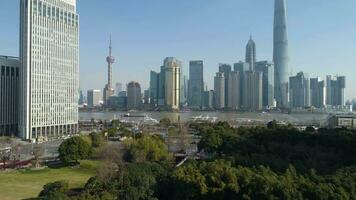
[59,136,92,165]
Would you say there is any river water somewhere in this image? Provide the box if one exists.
[79,111,329,126]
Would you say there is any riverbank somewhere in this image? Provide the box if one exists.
[79,111,329,127]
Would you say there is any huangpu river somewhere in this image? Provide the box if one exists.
[79,111,329,127]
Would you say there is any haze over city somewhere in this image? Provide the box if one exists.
[0,0,355,100]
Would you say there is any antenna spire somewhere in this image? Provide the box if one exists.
[109,34,112,56]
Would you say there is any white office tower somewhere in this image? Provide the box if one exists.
[164,57,181,110]
[20,0,79,140]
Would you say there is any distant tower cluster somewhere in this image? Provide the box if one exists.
[149,57,182,110]
[103,36,116,105]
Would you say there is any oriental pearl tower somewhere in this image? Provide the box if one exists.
[103,36,116,106]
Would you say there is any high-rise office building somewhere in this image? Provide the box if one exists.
[310,78,326,108]
[273,0,290,108]
[229,71,240,110]
[115,82,123,96]
[143,89,150,104]
[0,56,20,137]
[164,57,181,110]
[241,37,263,111]
[180,75,188,106]
[219,64,231,108]
[127,81,142,110]
[188,61,204,108]
[326,75,346,106]
[78,90,84,105]
[158,65,166,106]
[149,71,159,106]
[203,90,214,109]
[245,35,256,69]
[234,61,249,105]
[289,72,310,108]
[20,0,79,140]
[255,61,275,108]
[87,90,102,108]
[326,75,333,105]
[103,37,116,105]
[214,72,225,109]
[242,71,263,111]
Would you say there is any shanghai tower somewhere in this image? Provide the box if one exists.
[273,0,289,108]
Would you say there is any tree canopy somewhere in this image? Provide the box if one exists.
[58,136,92,165]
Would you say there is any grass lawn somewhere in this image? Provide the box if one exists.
[0,160,100,200]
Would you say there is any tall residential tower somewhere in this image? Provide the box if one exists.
[20,0,79,140]
[273,0,289,108]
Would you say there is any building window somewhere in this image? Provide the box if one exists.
[1,66,4,76]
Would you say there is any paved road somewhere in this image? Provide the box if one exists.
[18,139,64,161]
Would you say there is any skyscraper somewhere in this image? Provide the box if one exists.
[143,89,150,104]
[20,0,79,140]
[127,81,142,110]
[229,71,240,110]
[164,57,181,110]
[149,71,159,106]
[219,64,231,108]
[289,72,310,108]
[103,37,115,105]
[180,75,188,106]
[245,35,256,70]
[310,78,326,108]
[79,90,84,105]
[158,65,166,106]
[326,75,346,106]
[255,61,275,108]
[273,0,290,108]
[203,90,214,109]
[115,82,123,96]
[87,89,102,108]
[188,61,204,108]
[214,72,225,109]
[242,37,263,111]
[0,56,19,137]
[242,71,263,111]
[234,61,249,105]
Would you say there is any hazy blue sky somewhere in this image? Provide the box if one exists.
[0,0,355,99]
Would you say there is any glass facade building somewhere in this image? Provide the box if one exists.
[0,56,20,137]
[188,61,204,108]
[255,61,275,108]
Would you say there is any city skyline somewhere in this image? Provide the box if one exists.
[1,0,356,99]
